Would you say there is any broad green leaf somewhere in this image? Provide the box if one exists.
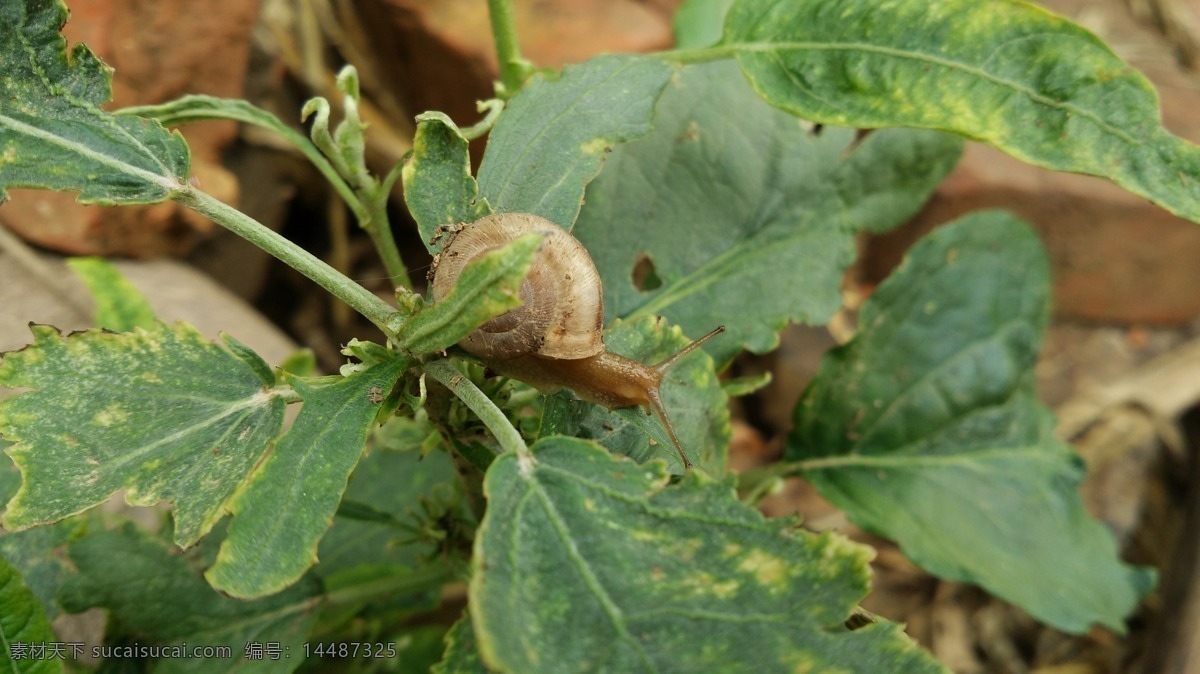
[206,357,409,598]
[477,55,673,228]
[0,322,285,546]
[403,112,492,250]
[539,315,729,474]
[722,0,1200,223]
[59,525,319,674]
[471,438,946,674]
[573,61,961,366]
[0,0,189,204]
[432,614,488,674]
[397,232,541,355]
[789,212,1155,633]
[0,554,61,674]
[66,257,156,331]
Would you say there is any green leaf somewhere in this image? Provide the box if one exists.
[471,438,946,674]
[673,0,735,49]
[206,357,409,598]
[476,55,673,228]
[539,315,730,474]
[0,553,62,674]
[403,112,493,251]
[0,322,285,546]
[0,0,189,204]
[722,0,1200,223]
[317,445,461,581]
[574,61,961,366]
[432,614,488,674]
[59,525,320,674]
[397,232,541,355]
[789,212,1155,633]
[66,257,156,331]
[0,517,82,620]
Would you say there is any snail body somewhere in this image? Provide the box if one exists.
[430,212,723,468]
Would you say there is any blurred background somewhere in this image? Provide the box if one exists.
[0,1,1198,672]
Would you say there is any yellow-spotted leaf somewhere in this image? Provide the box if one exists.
[722,0,1200,222]
[403,112,493,251]
[0,323,285,546]
[470,438,946,673]
[206,357,409,598]
[0,0,189,204]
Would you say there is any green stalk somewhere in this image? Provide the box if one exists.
[487,0,534,96]
[323,563,457,607]
[423,359,530,459]
[363,173,412,288]
[656,44,738,66]
[174,186,398,334]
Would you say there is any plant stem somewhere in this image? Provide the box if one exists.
[362,184,412,288]
[174,186,398,335]
[487,0,533,95]
[423,359,530,459]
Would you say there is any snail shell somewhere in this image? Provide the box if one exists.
[431,213,604,361]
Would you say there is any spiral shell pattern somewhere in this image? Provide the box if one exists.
[431,213,604,361]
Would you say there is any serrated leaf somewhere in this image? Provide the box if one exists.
[477,55,673,228]
[404,112,492,251]
[539,315,729,474]
[723,0,1200,223]
[789,212,1155,633]
[432,614,489,674]
[206,357,409,598]
[0,553,62,674]
[0,0,189,204]
[574,61,961,366]
[471,438,945,674]
[59,525,319,674]
[398,232,541,355]
[0,322,285,546]
[66,257,156,331]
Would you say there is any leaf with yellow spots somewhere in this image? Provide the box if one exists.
[205,356,409,599]
[722,0,1200,223]
[470,438,946,673]
[0,322,285,546]
[790,213,1156,633]
[0,0,189,204]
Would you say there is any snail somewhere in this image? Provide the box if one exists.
[430,212,723,469]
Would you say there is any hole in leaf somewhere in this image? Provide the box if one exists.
[631,253,663,292]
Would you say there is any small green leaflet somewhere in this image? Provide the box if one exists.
[471,438,946,674]
[59,525,320,674]
[539,315,730,474]
[476,55,673,228]
[789,212,1155,633]
[0,322,285,546]
[0,554,61,674]
[403,112,493,251]
[722,0,1200,224]
[0,0,189,204]
[66,257,157,332]
[206,357,409,598]
[573,60,961,366]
